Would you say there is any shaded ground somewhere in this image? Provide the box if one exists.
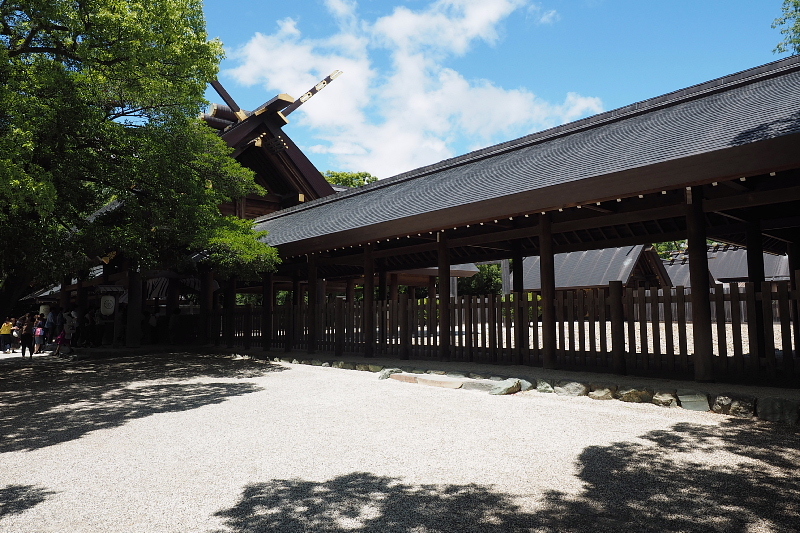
[0,351,284,453]
[213,420,800,533]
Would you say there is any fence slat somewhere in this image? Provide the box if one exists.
[651,288,661,371]
[761,282,776,378]
[714,284,728,372]
[778,281,792,376]
[663,287,674,372]
[730,284,744,374]
[676,287,688,372]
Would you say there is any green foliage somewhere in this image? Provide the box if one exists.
[0,1,278,314]
[324,170,379,188]
[653,241,686,259]
[774,0,800,54]
[457,264,503,295]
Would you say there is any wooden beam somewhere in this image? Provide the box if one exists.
[704,184,800,213]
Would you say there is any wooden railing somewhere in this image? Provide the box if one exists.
[211,281,799,382]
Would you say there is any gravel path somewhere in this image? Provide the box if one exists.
[1,352,798,532]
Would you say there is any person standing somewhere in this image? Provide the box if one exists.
[19,314,35,359]
[33,314,46,354]
[1,318,14,353]
[45,307,57,342]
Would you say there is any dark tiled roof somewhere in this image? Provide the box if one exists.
[513,245,645,290]
[663,246,790,287]
[255,56,800,247]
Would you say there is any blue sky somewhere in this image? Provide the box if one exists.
[202,0,791,179]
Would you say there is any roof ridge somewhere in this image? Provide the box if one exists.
[253,55,800,226]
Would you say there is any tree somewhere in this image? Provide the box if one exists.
[0,1,278,317]
[324,170,379,188]
[457,264,502,295]
[774,0,800,54]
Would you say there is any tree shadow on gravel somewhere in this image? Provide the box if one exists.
[0,484,56,517]
[534,419,800,533]
[0,352,285,453]
[213,420,799,533]
[213,472,537,533]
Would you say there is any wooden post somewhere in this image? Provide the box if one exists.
[243,304,253,349]
[60,274,71,311]
[609,281,626,374]
[746,220,766,360]
[364,244,375,357]
[166,277,180,315]
[400,293,410,360]
[378,266,387,301]
[286,274,300,353]
[686,187,714,382]
[512,241,525,294]
[390,274,399,301]
[540,213,557,369]
[262,272,274,351]
[126,267,142,348]
[438,232,451,361]
[224,276,236,348]
[334,297,344,357]
[346,278,356,303]
[307,256,318,354]
[199,269,215,345]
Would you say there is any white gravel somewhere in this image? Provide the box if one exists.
[1,352,798,532]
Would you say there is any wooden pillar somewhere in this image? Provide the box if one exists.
[166,277,180,315]
[746,220,766,360]
[224,276,236,348]
[438,232,451,361]
[60,274,71,310]
[364,245,375,357]
[686,187,714,382]
[126,267,142,348]
[540,213,557,369]
[428,276,437,300]
[389,274,399,301]
[378,265,387,301]
[512,242,525,295]
[261,272,274,351]
[609,281,626,374]
[199,269,214,345]
[346,278,356,302]
[307,256,318,354]
[286,274,300,352]
[512,241,526,362]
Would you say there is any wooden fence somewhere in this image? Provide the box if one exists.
[211,281,798,382]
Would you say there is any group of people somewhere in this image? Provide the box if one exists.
[1,306,104,359]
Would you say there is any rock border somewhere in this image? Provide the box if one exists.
[272,358,799,427]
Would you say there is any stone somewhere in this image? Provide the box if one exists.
[489,379,521,395]
[711,393,755,418]
[340,362,356,370]
[378,368,403,380]
[411,368,427,374]
[321,362,331,367]
[331,361,345,369]
[468,373,488,380]
[588,388,615,401]
[417,376,464,389]
[389,373,418,384]
[311,359,323,366]
[652,390,678,407]
[757,397,800,425]
[489,376,507,381]
[446,372,468,378]
[368,364,384,372]
[355,363,371,371]
[554,380,590,397]
[536,379,554,393]
[281,357,293,363]
[677,390,710,411]
[461,380,498,392]
[426,369,447,375]
[615,386,653,403]
[291,359,300,364]
[300,360,312,365]
[518,379,535,392]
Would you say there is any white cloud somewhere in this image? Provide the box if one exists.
[528,3,561,25]
[226,0,601,178]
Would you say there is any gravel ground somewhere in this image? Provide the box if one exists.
[1,351,799,532]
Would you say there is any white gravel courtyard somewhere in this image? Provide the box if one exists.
[1,351,798,532]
